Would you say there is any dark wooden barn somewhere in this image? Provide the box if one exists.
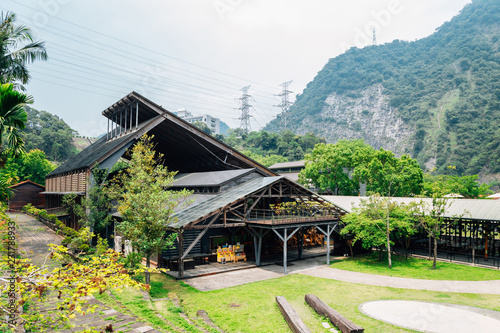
[8,180,45,211]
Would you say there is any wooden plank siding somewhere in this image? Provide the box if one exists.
[8,182,45,211]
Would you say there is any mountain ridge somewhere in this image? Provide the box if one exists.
[265,0,500,178]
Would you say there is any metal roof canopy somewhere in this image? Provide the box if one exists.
[324,196,500,222]
[170,169,255,188]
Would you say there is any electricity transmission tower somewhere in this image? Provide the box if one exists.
[237,85,253,134]
[274,81,293,131]
[373,28,377,45]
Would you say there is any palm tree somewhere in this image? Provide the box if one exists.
[0,11,47,86]
[0,83,31,165]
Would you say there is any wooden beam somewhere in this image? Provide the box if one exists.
[305,294,364,333]
[246,189,267,216]
[181,211,222,260]
[185,223,246,230]
[276,296,311,333]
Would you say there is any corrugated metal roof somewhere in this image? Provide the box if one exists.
[171,176,282,228]
[279,172,300,182]
[269,160,305,169]
[47,117,160,177]
[324,196,500,222]
[170,169,254,187]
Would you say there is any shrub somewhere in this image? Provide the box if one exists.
[96,236,109,255]
[79,244,90,253]
[62,236,72,247]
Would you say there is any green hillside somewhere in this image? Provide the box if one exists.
[266,0,500,176]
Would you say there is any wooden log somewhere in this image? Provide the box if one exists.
[275,296,311,333]
[305,294,364,333]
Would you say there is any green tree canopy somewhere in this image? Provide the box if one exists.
[0,11,47,86]
[341,195,416,268]
[22,106,77,162]
[300,140,423,196]
[0,149,55,186]
[0,83,30,165]
[113,135,192,284]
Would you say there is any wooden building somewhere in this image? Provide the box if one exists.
[8,180,45,211]
[46,91,347,277]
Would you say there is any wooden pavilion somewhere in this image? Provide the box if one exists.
[45,92,347,277]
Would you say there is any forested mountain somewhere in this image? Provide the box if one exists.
[265,0,500,178]
[23,106,78,162]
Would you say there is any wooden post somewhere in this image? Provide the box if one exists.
[120,109,123,136]
[284,228,288,274]
[276,296,311,333]
[326,224,331,265]
[298,229,303,259]
[124,105,128,133]
[305,294,364,333]
[107,118,109,140]
[178,232,184,278]
[130,104,133,132]
[135,101,139,130]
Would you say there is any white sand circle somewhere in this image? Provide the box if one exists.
[359,300,500,333]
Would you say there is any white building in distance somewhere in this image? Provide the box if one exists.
[175,108,221,134]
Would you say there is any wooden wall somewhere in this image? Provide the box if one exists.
[46,170,87,193]
[9,183,45,211]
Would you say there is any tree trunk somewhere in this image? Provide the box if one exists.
[386,206,392,269]
[432,235,438,270]
[145,255,151,285]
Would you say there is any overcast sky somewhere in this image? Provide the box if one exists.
[3,0,471,136]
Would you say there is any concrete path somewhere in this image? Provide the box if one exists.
[360,300,500,333]
[185,256,500,294]
[9,212,63,267]
[301,266,500,295]
[185,257,328,291]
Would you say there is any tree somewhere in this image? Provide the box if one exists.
[299,140,374,195]
[411,188,453,269]
[341,195,416,268]
[0,11,47,86]
[192,121,212,135]
[424,172,492,198]
[113,135,192,284]
[22,106,77,162]
[0,149,55,186]
[0,83,31,167]
[354,150,423,197]
[62,167,113,237]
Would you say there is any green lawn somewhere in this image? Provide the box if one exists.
[329,252,500,280]
[126,272,500,333]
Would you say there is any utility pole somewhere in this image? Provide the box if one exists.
[237,85,253,134]
[274,81,293,131]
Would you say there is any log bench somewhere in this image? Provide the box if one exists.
[275,296,311,333]
[305,294,364,333]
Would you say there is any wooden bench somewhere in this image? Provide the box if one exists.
[275,296,311,333]
[305,294,364,333]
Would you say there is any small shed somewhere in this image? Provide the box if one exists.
[8,180,45,211]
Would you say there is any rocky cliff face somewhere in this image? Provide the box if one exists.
[295,84,413,156]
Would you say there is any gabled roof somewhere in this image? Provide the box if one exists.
[170,169,255,188]
[48,116,163,177]
[48,92,275,178]
[9,180,45,189]
[171,176,282,228]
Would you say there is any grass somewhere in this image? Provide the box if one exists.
[95,278,218,333]
[329,252,500,280]
[145,272,500,333]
